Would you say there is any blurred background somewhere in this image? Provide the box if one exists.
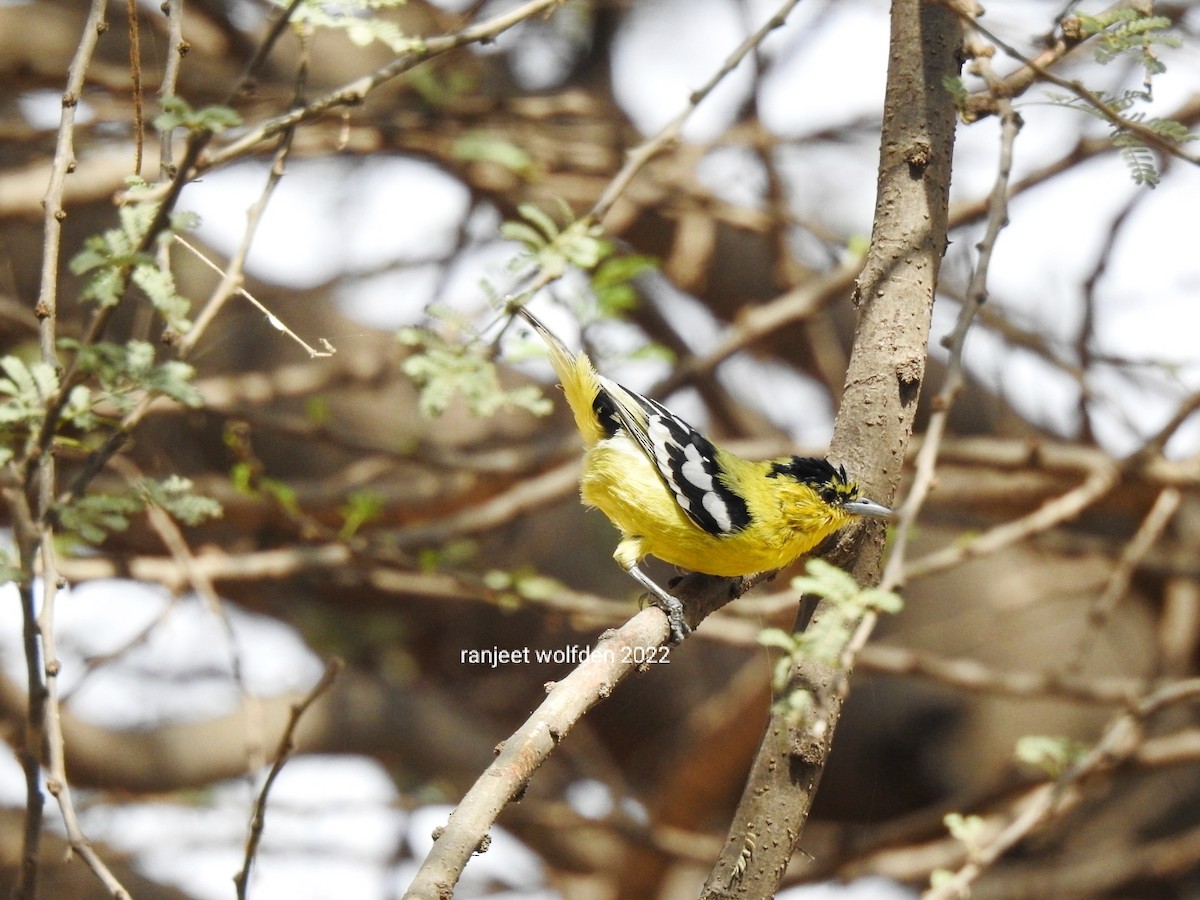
[1,0,1200,897]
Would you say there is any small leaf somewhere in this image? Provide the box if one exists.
[141,475,223,525]
[155,96,242,134]
[400,326,553,419]
[499,220,549,250]
[56,493,142,544]
[339,489,383,540]
[757,627,799,653]
[944,812,988,859]
[516,203,561,242]
[131,264,192,332]
[1015,734,1089,777]
[452,133,535,178]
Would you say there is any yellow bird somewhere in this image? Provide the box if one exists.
[514,307,891,642]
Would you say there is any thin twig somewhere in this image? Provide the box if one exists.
[884,37,1022,593]
[17,0,112,896]
[587,0,801,225]
[188,0,565,179]
[8,487,47,900]
[175,14,324,359]
[126,0,142,175]
[904,461,1119,581]
[157,0,185,177]
[39,536,133,899]
[132,0,307,252]
[924,678,1200,899]
[1068,486,1181,671]
[234,657,343,900]
[174,236,335,359]
[961,9,1200,168]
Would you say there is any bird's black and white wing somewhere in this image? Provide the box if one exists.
[591,375,751,537]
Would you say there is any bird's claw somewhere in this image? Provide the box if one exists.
[656,595,691,645]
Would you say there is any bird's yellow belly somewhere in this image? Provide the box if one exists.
[579,439,807,577]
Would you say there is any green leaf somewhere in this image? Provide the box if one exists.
[757,627,799,653]
[276,0,420,54]
[1116,138,1160,186]
[399,326,553,419]
[147,360,203,407]
[338,489,383,540]
[65,339,202,412]
[944,812,988,859]
[155,95,242,134]
[512,570,567,602]
[1015,734,1089,777]
[79,267,128,308]
[119,200,158,246]
[482,569,513,591]
[942,74,970,113]
[131,264,192,333]
[141,475,223,526]
[929,870,955,890]
[452,133,536,178]
[62,385,97,430]
[0,356,57,424]
[56,493,142,544]
[516,203,561,242]
[1147,118,1195,143]
[499,220,549,250]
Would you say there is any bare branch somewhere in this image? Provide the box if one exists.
[235,657,343,900]
[402,608,672,899]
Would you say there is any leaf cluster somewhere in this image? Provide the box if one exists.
[1049,89,1195,187]
[398,325,553,419]
[501,202,612,281]
[1014,733,1090,777]
[929,813,990,888]
[274,0,423,54]
[1071,9,1180,82]
[154,96,243,136]
[0,356,77,466]
[56,476,221,545]
[68,178,196,332]
[1049,12,1193,187]
[67,339,203,413]
[403,199,659,421]
[758,560,902,721]
[501,203,657,319]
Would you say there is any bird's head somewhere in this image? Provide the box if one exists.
[769,457,892,521]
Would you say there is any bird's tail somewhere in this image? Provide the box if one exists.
[512,305,606,447]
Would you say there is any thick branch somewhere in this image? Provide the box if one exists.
[702,1,962,894]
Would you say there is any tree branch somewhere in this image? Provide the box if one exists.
[702,1,962,893]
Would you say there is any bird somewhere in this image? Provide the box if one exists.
[512,305,891,643]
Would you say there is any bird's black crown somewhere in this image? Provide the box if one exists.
[768,457,859,506]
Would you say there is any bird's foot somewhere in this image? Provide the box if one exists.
[655,594,691,645]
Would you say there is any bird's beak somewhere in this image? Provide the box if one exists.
[843,498,892,520]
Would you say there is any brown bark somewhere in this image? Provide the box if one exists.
[701,1,962,895]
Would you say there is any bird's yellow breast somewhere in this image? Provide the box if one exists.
[580,437,853,577]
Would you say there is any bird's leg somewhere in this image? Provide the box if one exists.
[626,563,691,644]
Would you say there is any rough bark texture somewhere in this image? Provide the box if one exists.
[701,1,962,895]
